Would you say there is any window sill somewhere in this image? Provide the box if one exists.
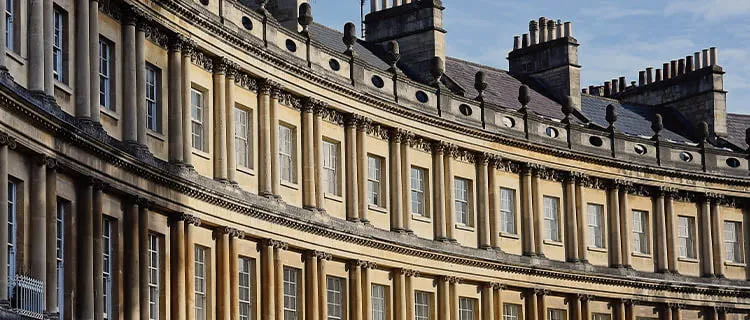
[500,232,520,240]
[324,193,343,203]
[631,252,652,259]
[587,246,608,253]
[368,204,387,214]
[725,261,746,268]
[412,214,431,224]
[54,81,72,95]
[280,180,299,190]
[543,240,564,247]
[237,166,256,176]
[100,108,120,121]
[7,50,24,65]
[455,224,475,232]
[192,149,211,160]
[678,257,699,264]
[147,131,166,142]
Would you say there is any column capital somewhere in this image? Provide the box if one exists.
[621,298,637,306]
[534,288,550,296]
[346,259,375,270]
[702,192,725,202]
[655,186,679,198]
[577,293,592,302]
[608,179,633,191]
[122,5,145,25]
[303,97,325,113]
[261,238,288,250]
[522,162,545,176]
[487,154,504,167]
[217,226,244,239]
[437,275,462,284]
[475,152,493,165]
[667,303,683,311]
[91,178,108,191]
[170,34,195,54]
[314,251,333,261]
[213,57,238,76]
[431,141,449,154]
[178,213,202,226]
[395,268,420,278]
[0,132,17,149]
[389,128,409,144]
[260,79,282,96]
[135,196,154,209]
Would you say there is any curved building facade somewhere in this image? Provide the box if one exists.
[0,0,748,319]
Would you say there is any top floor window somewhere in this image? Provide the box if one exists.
[279,124,296,184]
[455,178,471,226]
[414,291,431,320]
[148,234,161,320]
[372,284,386,320]
[194,246,208,320]
[678,216,696,259]
[725,221,743,263]
[5,0,15,52]
[500,188,516,234]
[503,304,521,320]
[283,267,299,320]
[238,257,254,320]
[458,297,475,320]
[322,140,340,196]
[326,276,343,320]
[103,219,113,319]
[99,38,114,110]
[53,8,67,83]
[411,167,426,216]
[234,107,251,169]
[7,181,16,298]
[191,89,206,151]
[367,155,383,207]
[632,210,649,254]
[146,64,161,133]
[543,196,560,242]
[587,204,604,248]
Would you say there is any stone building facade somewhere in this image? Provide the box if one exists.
[0,0,749,319]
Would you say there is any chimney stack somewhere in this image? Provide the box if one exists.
[670,60,677,78]
[638,71,646,86]
[618,76,626,92]
[710,47,718,66]
[529,21,539,45]
[702,49,709,67]
[655,69,662,82]
[539,17,548,42]
[267,0,309,32]
[646,67,653,84]
[663,63,671,80]
[678,59,685,76]
[694,52,702,69]
[686,56,694,72]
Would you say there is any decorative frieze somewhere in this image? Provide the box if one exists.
[191,50,214,72]
[261,238,288,250]
[235,72,259,92]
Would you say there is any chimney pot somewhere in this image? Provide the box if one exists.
[514,36,521,50]
[588,85,595,94]
[655,69,663,82]
[694,52,702,69]
[678,59,685,76]
[639,71,646,86]
[529,21,539,45]
[522,34,529,48]
[618,76,626,92]
[556,20,563,39]
[582,88,588,94]
[710,47,718,66]
[702,49,709,68]
[663,63,671,79]
[646,67,654,84]
[670,60,677,78]
[539,17,548,42]
[612,79,619,94]
[686,56,694,72]
[547,20,556,41]
[563,22,572,37]
[604,81,612,96]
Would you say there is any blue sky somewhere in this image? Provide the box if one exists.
[310,0,750,115]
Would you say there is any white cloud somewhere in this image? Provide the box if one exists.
[665,0,750,21]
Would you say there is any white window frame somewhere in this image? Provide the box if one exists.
[238,257,253,320]
[322,140,340,196]
[414,291,431,320]
[411,167,426,216]
[593,313,611,320]
[587,204,605,248]
[503,303,521,320]
[367,155,383,207]
[99,38,113,110]
[283,267,299,320]
[53,8,65,82]
[194,246,207,320]
[234,107,251,169]
[103,219,113,320]
[500,188,516,234]
[146,64,160,133]
[543,196,560,242]
[7,181,16,299]
[5,0,14,52]
[548,309,566,320]
[148,234,160,320]
[455,178,471,226]
[371,284,386,320]
[632,210,649,254]
[458,297,475,320]
[678,216,696,259]
[279,124,296,184]
[326,276,344,320]
[724,221,743,263]
[191,89,206,151]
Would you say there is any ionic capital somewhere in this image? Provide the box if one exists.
[262,238,288,250]
[396,268,420,278]
[259,79,282,96]
[179,213,201,226]
[0,132,17,149]
[534,288,550,296]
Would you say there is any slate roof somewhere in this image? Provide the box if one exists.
[726,113,750,150]
[580,95,696,143]
[308,23,392,70]
[444,57,565,119]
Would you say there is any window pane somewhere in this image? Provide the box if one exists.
[372,284,386,320]
[500,188,516,234]
[411,167,426,216]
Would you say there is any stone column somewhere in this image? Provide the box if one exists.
[531,166,544,257]
[88,0,100,123]
[45,159,58,318]
[493,284,504,320]
[168,37,184,164]
[710,198,724,277]
[564,173,579,262]
[0,0,7,73]
[671,305,681,320]
[615,299,625,320]
[125,199,141,320]
[136,21,148,147]
[665,191,678,273]
[216,228,231,320]
[699,195,714,277]
[619,187,632,268]
[575,178,587,263]
[449,277,459,320]
[181,39,195,167]
[313,103,325,208]
[229,229,243,320]
[401,134,413,232]
[437,277,449,320]
[608,182,622,268]
[349,261,363,320]
[30,156,47,300]
[171,215,188,320]
[74,0,91,118]
[76,179,94,320]
[301,99,316,209]
[258,81,273,197]
[270,85,282,198]
[92,182,104,320]
[226,66,238,184]
[481,283,495,320]
[122,14,138,144]
[581,295,591,320]
[521,165,536,256]
[260,240,277,320]
[274,242,287,320]
[624,300,635,320]
[570,294,582,320]
[28,0,44,92]
[405,270,417,320]
[185,215,201,320]
[394,270,406,320]
[213,58,229,182]
[535,289,547,320]
[444,146,456,242]
[654,190,668,273]
[305,251,320,320]
[661,304,672,320]
[432,142,446,240]
[43,0,53,97]
[488,159,501,249]
[477,153,491,249]
[525,290,538,320]
[362,263,375,320]
[357,117,369,223]
[389,130,403,231]
[318,253,331,320]
[139,199,151,320]
[345,116,360,222]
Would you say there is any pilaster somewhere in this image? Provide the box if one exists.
[477,152,492,249]
[432,141,447,240]
[181,37,196,167]
[345,115,360,222]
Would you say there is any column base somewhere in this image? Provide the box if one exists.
[347,217,361,223]
[715,274,726,279]
[260,191,274,198]
[391,227,405,233]
[360,218,370,225]
[214,177,230,184]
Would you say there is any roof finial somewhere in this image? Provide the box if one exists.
[745,128,750,153]
[699,121,709,143]
[343,22,357,55]
[606,104,617,131]
[561,96,574,124]
[386,41,400,72]
[430,56,445,86]
[474,71,487,101]
[298,3,313,34]
[652,114,663,140]
[518,85,531,112]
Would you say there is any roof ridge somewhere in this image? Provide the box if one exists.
[446,56,509,74]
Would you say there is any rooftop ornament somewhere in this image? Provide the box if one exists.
[518,85,531,139]
[745,128,750,153]
[474,71,487,101]
[651,113,663,141]
[430,56,445,86]
[605,104,617,132]
[343,22,357,56]
[297,3,313,35]
[386,40,400,73]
